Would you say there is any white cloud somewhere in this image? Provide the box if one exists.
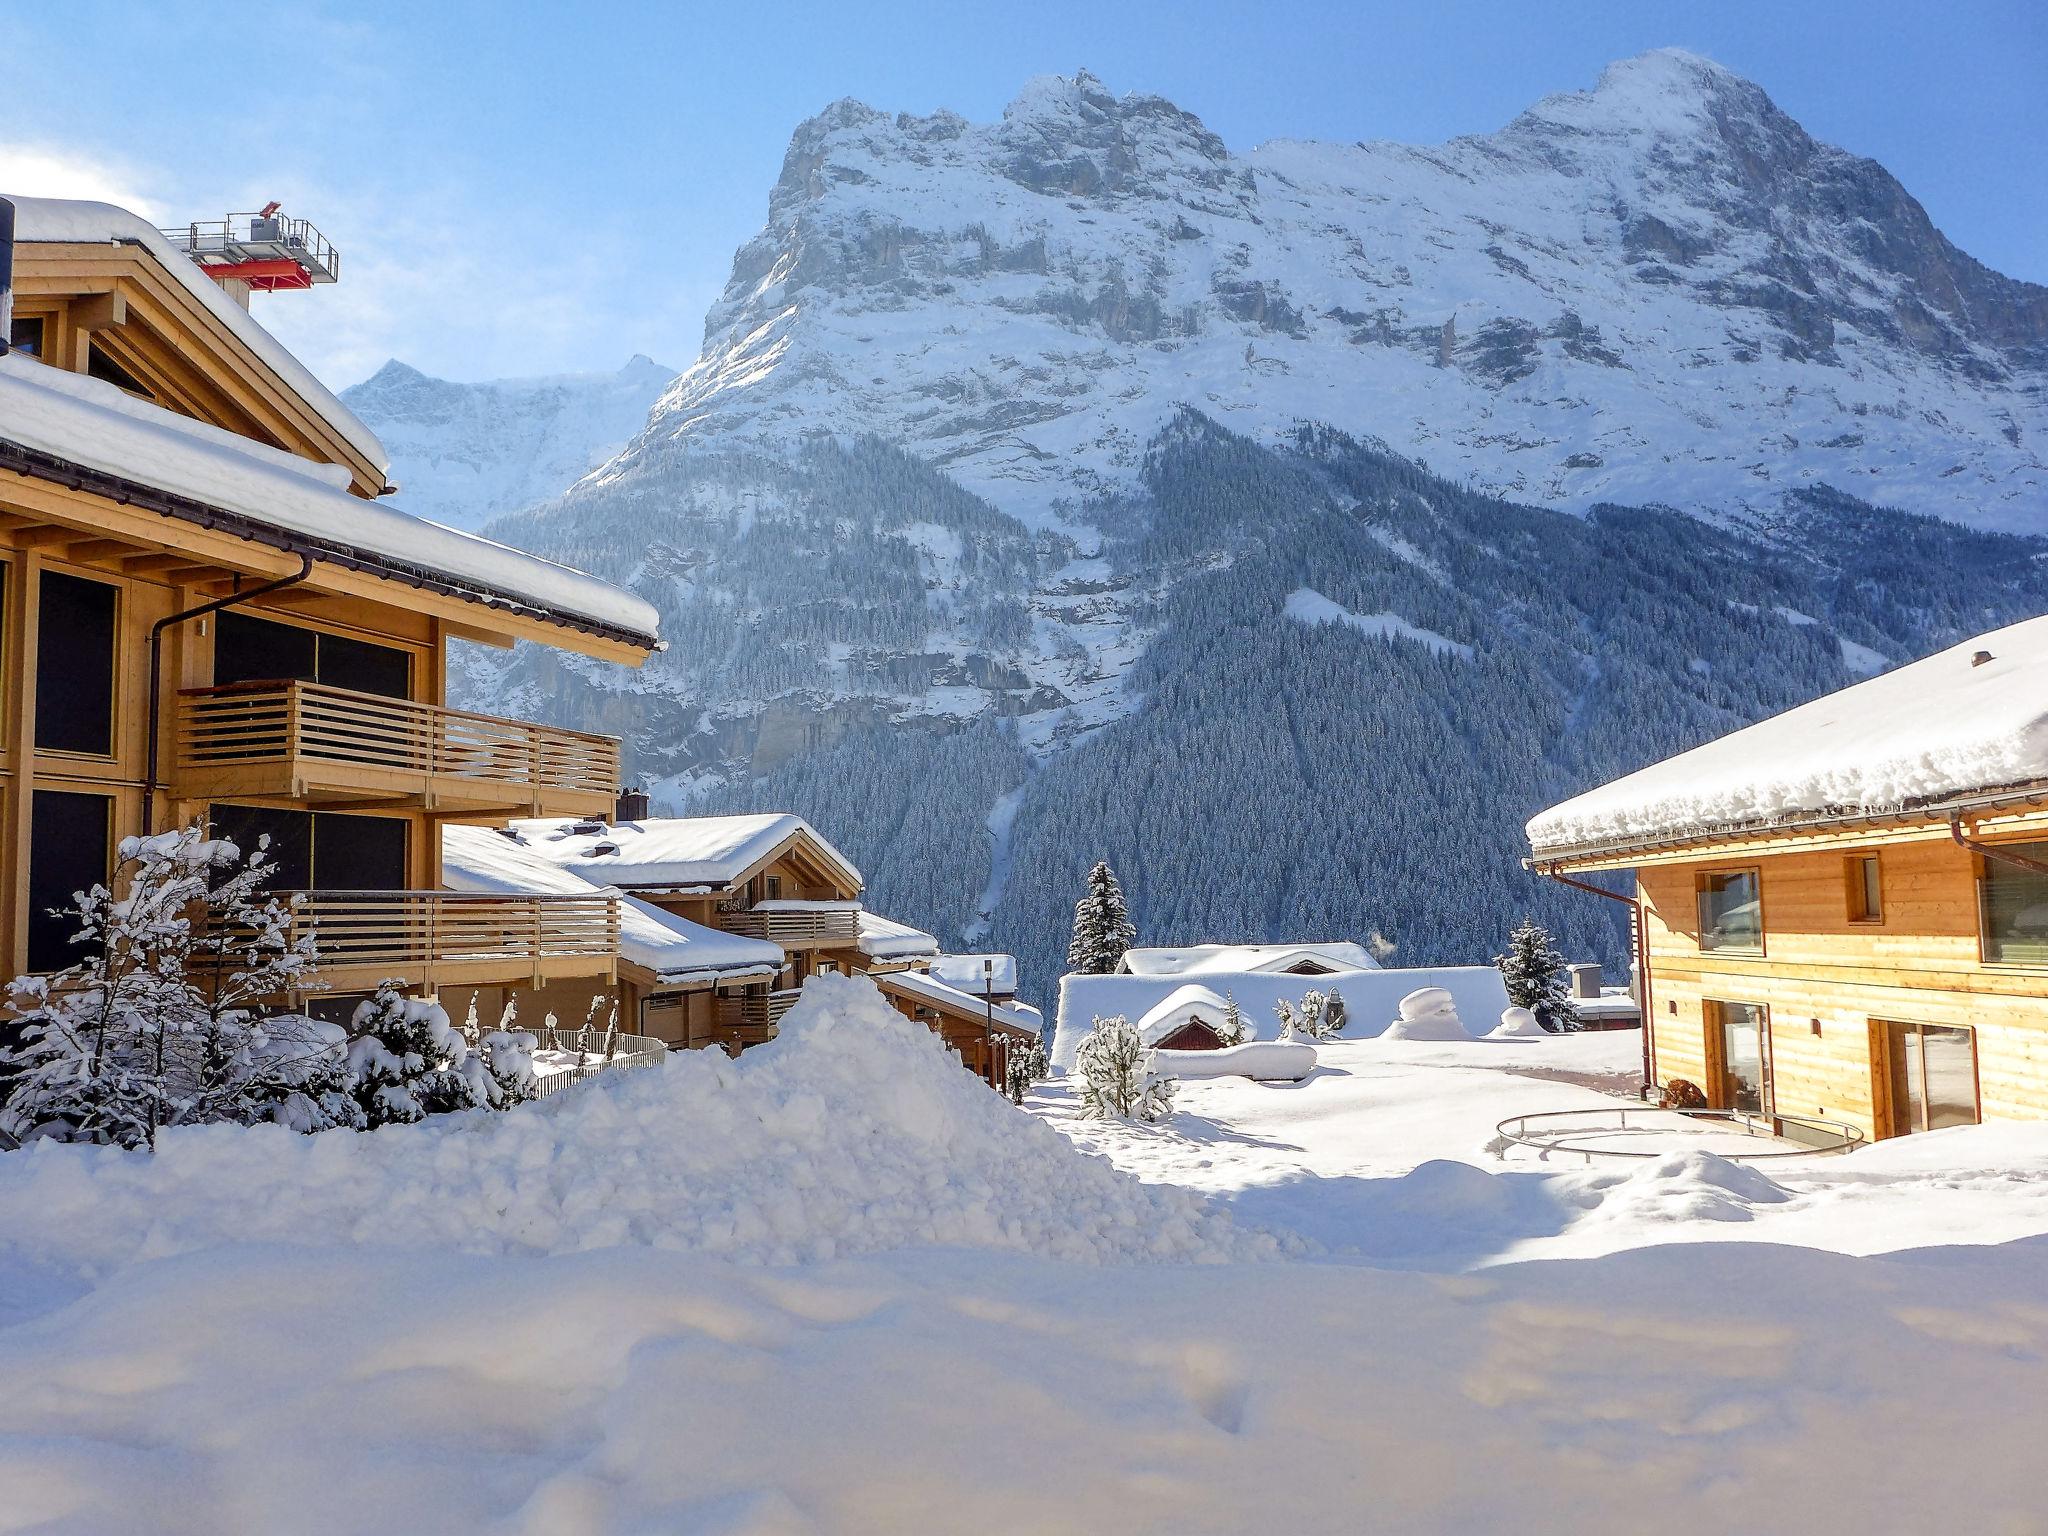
[0,143,170,220]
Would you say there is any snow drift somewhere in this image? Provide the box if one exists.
[1156,1040,1319,1082]
[0,974,1271,1272]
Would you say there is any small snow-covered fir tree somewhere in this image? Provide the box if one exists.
[1003,1035,1049,1105]
[0,823,321,1148]
[1216,991,1249,1046]
[1066,860,1136,975]
[344,983,494,1127]
[1074,1015,1174,1122]
[1296,990,1326,1040]
[1495,918,1581,1032]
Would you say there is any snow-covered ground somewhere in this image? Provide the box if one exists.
[4,979,2047,1533]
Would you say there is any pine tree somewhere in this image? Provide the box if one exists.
[1003,1035,1049,1105]
[1074,1015,1174,1122]
[1065,860,1135,975]
[1217,991,1248,1045]
[0,824,322,1148]
[344,983,494,1127]
[1495,918,1581,1032]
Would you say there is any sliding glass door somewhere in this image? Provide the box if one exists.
[1880,1022,1979,1137]
[1706,1000,1769,1115]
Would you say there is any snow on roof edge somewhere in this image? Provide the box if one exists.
[8,195,390,478]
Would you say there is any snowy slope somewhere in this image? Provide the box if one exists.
[632,51,2046,534]
[342,354,677,530]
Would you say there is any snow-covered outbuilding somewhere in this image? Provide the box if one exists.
[1527,617,2048,1142]
[0,192,655,1006]
[1116,942,1381,977]
[1053,965,1510,1070]
[1133,985,1235,1051]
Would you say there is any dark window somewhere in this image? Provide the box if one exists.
[212,610,409,700]
[36,571,118,754]
[315,812,408,890]
[8,315,43,356]
[1696,868,1763,954]
[28,790,111,972]
[214,610,316,690]
[209,804,313,891]
[85,344,151,399]
[1981,842,2048,965]
[316,631,411,699]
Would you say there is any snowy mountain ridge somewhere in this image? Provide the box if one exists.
[342,353,677,531]
[627,49,2044,534]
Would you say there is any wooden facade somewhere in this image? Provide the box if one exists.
[1,227,652,1007]
[1541,802,2048,1143]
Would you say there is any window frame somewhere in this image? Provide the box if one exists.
[34,565,122,762]
[1845,852,1884,925]
[1695,865,1765,956]
[1976,842,2048,968]
[1872,1018,1981,1137]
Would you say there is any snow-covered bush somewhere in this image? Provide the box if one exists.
[345,983,496,1127]
[1274,989,1347,1043]
[1066,860,1136,975]
[1074,1015,1174,1122]
[1495,918,1581,1032]
[1003,1034,1049,1105]
[0,823,320,1149]
[482,1028,538,1106]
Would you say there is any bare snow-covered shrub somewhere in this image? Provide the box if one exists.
[1075,1015,1174,1122]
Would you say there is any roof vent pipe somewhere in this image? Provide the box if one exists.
[0,197,15,356]
[1972,650,1994,667]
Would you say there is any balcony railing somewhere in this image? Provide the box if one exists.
[174,679,620,815]
[714,988,804,1048]
[719,906,861,946]
[288,890,620,989]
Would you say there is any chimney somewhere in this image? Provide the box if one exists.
[615,786,651,823]
[1972,650,1994,667]
[0,197,15,356]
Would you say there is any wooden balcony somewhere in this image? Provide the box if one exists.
[713,988,804,1049]
[719,905,861,947]
[172,679,620,816]
[287,889,620,992]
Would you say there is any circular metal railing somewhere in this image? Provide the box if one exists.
[1494,1105,1865,1165]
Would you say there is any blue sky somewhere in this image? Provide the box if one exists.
[5,0,2042,387]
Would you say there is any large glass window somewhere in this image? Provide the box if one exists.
[27,790,111,972]
[1696,868,1763,953]
[213,610,411,701]
[1981,843,2048,965]
[1705,1000,1770,1115]
[36,570,118,755]
[1881,1021,1979,1136]
[208,804,408,891]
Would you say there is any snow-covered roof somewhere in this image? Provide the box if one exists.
[1527,617,2048,859]
[1134,985,1232,1047]
[0,353,660,649]
[929,953,1018,994]
[877,969,1043,1038]
[503,813,863,893]
[1117,943,1382,977]
[442,824,782,984]
[1052,965,1510,1069]
[9,195,390,479]
[859,911,941,960]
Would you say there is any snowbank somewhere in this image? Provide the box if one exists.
[0,975,1266,1271]
[1156,1040,1318,1082]
[1492,1006,1548,1037]
[1528,617,2048,855]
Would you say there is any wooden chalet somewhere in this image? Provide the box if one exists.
[0,194,659,1013]
[1527,619,2048,1143]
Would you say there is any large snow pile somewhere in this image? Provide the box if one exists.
[1156,1040,1318,1082]
[0,974,1269,1272]
[1527,617,2048,854]
[1493,1006,1548,1038]
[1381,987,1473,1041]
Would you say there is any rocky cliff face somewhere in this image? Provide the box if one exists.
[405,54,2048,997]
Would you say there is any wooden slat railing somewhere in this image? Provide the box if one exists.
[175,679,619,802]
[289,890,620,983]
[720,907,861,945]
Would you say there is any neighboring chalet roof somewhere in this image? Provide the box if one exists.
[1134,985,1231,1047]
[929,953,1019,995]
[0,352,660,651]
[10,195,391,479]
[1527,617,2048,862]
[859,911,941,960]
[504,813,863,895]
[1117,943,1382,977]
[442,825,781,985]
[876,968,1043,1040]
